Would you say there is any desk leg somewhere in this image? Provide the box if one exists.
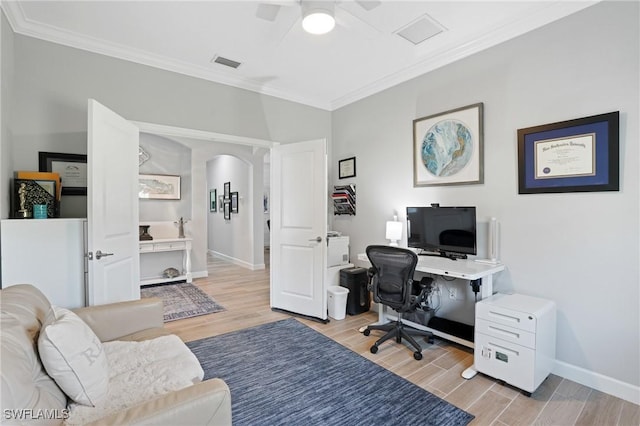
[462,273,494,379]
[462,365,478,379]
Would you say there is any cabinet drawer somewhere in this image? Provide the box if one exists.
[474,332,537,392]
[153,242,186,251]
[476,303,537,333]
[475,318,536,349]
[139,244,154,253]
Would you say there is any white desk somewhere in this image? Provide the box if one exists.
[357,252,505,378]
[139,238,192,285]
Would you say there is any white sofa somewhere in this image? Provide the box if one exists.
[0,284,231,425]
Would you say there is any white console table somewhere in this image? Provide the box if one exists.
[357,252,505,379]
[139,238,192,285]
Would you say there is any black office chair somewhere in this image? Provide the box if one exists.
[363,245,434,360]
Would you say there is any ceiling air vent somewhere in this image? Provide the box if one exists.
[212,55,242,69]
[396,14,445,45]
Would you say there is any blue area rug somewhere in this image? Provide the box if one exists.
[187,318,474,426]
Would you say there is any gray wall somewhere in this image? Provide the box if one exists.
[2,28,331,218]
[331,1,639,393]
[1,12,14,220]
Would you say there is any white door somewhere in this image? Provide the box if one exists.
[87,99,140,305]
[271,139,327,320]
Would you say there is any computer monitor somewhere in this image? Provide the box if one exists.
[406,206,477,259]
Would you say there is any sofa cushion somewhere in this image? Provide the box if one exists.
[0,285,68,424]
[38,306,109,407]
[65,334,205,425]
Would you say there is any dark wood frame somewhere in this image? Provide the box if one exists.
[210,189,217,212]
[38,152,87,195]
[338,157,356,179]
[517,111,619,194]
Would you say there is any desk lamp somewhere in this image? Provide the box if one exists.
[385,217,402,247]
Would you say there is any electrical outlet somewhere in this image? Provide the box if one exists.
[448,288,457,300]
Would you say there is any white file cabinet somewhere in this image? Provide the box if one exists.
[475,293,556,394]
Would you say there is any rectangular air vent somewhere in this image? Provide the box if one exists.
[396,14,445,45]
[212,55,241,69]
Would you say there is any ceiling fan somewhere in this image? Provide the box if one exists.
[256,0,382,36]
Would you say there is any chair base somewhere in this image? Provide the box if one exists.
[364,317,434,360]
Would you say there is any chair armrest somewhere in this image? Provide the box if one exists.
[73,297,164,342]
[84,379,231,426]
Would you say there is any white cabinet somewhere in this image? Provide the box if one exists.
[139,238,192,286]
[474,293,556,394]
[1,219,87,308]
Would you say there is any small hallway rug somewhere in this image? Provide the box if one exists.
[140,282,225,322]
[187,318,474,426]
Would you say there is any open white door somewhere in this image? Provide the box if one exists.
[87,99,140,305]
[271,139,327,320]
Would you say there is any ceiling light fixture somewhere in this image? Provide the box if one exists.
[302,1,335,35]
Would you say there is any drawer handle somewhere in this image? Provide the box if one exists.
[488,310,521,323]
[488,325,520,340]
[488,341,519,356]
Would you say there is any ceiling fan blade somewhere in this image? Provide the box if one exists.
[256,3,282,22]
[335,7,381,37]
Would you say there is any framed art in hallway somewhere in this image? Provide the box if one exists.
[231,192,239,214]
[224,201,231,220]
[413,103,484,187]
[517,111,619,194]
[223,182,231,199]
[209,189,217,212]
[138,174,181,200]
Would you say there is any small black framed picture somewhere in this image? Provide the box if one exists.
[224,201,231,220]
[231,192,239,213]
[209,189,217,212]
[224,182,231,199]
[338,157,356,179]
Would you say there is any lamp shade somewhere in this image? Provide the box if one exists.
[385,221,402,246]
[301,2,335,35]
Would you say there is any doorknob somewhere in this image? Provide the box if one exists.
[308,236,322,243]
[88,250,114,260]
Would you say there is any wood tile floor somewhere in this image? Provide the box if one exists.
[166,252,640,426]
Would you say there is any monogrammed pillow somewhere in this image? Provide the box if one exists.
[38,306,109,406]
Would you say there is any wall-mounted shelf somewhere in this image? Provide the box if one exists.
[332,184,355,215]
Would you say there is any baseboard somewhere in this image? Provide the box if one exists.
[209,250,265,271]
[553,360,640,405]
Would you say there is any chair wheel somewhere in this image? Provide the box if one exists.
[370,345,378,354]
[414,351,423,360]
[363,329,370,336]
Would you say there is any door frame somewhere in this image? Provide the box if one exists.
[132,121,278,276]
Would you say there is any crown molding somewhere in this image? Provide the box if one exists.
[330,1,599,110]
[2,1,597,112]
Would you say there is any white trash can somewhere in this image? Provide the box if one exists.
[327,286,349,320]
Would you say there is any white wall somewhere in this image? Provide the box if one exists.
[331,1,639,401]
[139,133,192,222]
[207,155,256,268]
[1,12,14,219]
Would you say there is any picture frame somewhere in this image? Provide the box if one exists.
[413,103,484,187]
[223,201,231,220]
[338,157,356,179]
[138,174,181,200]
[231,192,239,213]
[517,111,619,194]
[38,152,87,195]
[219,196,224,212]
[209,189,217,212]
[224,182,231,199]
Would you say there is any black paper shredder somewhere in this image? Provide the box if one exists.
[339,267,370,315]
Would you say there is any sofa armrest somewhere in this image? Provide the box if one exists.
[84,378,232,426]
[73,297,164,342]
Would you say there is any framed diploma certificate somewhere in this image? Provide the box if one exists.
[518,112,619,194]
